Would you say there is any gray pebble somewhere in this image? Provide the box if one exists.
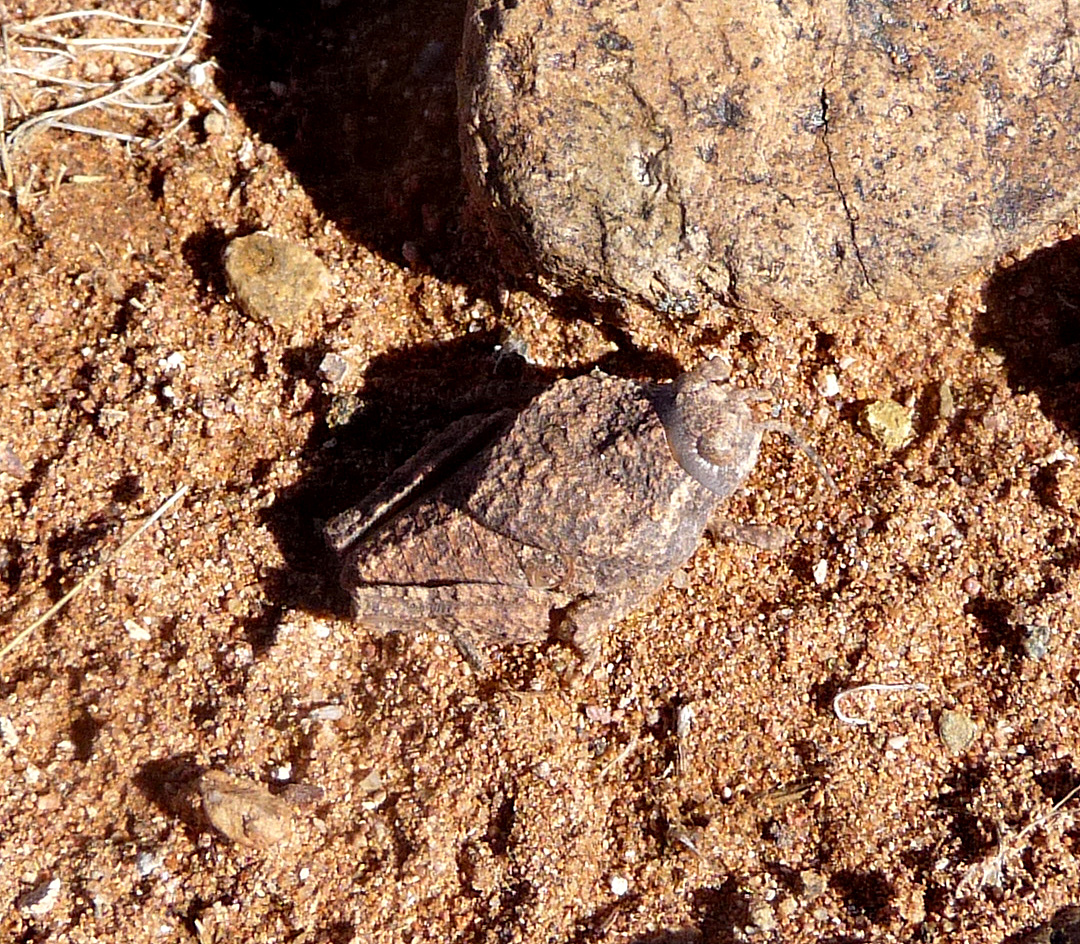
[1022,624,1053,661]
[938,709,978,754]
[135,850,162,878]
[318,352,350,384]
[17,877,61,916]
[203,111,226,136]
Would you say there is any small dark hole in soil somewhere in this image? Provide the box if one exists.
[69,707,102,762]
[111,473,143,504]
[831,869,895,922]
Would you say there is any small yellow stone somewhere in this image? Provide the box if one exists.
[861,399,914,450]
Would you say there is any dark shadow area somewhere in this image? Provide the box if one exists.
[207,0,476,278]
[0,538,25,594]
[978,235,1080,441]
[68,706,102,762]
[830,868,895,924]
[133,753,205,838]
[628,931,702,944]
[688,877,751,944]
[930,763,996,865]
[1034,765,1080,805]
[180,225,234,295]
[809,667,869,719]
[964,593,1024,657]
[1002,905,1080,944]
[43,517,115,602]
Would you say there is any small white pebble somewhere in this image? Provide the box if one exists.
[125,619,152,642]
[0,716,19,748]
[585,704,612,724]
[749,901,777,931]
[676,704,695,738]
[812,559,828,585]
[203,111,227,136]
[160,351,185,371]
[272,763,293,782]
[308,704,344,722]
[188,62,212,86]
[817,371,840,397]
[360,790,387,811]
[609,875,629,897]
[318,352,350,384]
[135,850,162,878]
[358,769,383,793]
[19,878,61,916]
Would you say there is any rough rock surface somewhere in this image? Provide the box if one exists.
[459,0,1080,315]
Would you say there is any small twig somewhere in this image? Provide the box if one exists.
[0,484,189,663]
[0,68,109,90]
[1,21,13,72]
[109,97,174,110]
[8,47,77,67]
[10,9,197,33]
[47,121,149,143]
[832,682,930,726]
[144,115,191,150]
[58,37,190,48]
[0,91,11,191]
[1016,782,1080,843]
[597,733,640,782]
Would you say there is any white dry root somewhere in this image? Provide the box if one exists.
[0,0,216,192]
[954,782,1080,900]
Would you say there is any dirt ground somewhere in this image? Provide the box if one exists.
[2,2,1080,942]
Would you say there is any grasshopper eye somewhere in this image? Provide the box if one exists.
[655,375,766,500]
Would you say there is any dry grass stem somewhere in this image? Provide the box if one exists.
[48,120,149,143]
[12,9,197,32]
[0,0,207,160]
[597,734,641,782]
[0,483,190,664]
[4,69,108,90]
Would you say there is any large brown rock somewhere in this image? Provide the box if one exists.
[459,0,1080,316]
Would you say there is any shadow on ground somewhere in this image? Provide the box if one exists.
[978,236,1080,441]
[207,0,475,278]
